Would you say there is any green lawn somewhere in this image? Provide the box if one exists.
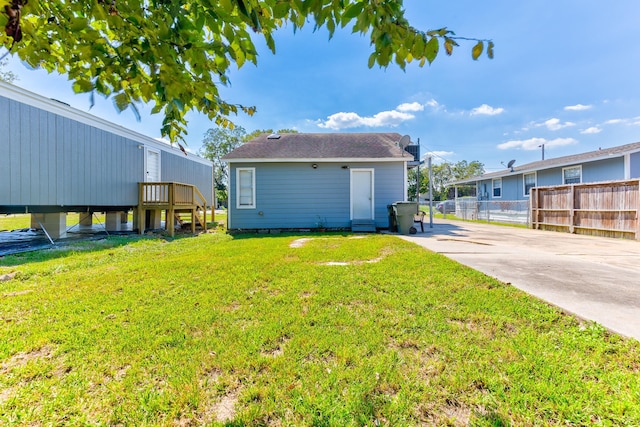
[1,233,638,426]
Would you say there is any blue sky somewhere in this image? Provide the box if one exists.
[4,0,640,172]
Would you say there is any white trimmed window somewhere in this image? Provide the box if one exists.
[492,178,502,198]
[563,166,582,184]
[236,167,256,209]
[523,172,536,196]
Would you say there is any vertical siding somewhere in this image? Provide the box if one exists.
[0,96,10,203]
[0,92,214,209]
[161,152,214,205]
[228,162,404,229]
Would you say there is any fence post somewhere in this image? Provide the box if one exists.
[569,185,575,234]
[636,179,640,240]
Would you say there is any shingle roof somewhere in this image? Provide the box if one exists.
[222,132,410,161]
[450,141,640,185]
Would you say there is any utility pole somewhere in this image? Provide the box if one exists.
[428,155,433,229]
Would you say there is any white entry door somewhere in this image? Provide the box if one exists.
[351,169,374,220]
[145,149,161,182]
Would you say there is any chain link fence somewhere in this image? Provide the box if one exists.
[452,197,530,225]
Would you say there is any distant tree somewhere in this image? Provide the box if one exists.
[0,58,17,82]
[0,1,492,143]
[200,127,299,205]
[243,128,299,142]
[409,160,484,201]
[200,127,247,206]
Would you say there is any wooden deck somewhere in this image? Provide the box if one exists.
[137,182,209,237]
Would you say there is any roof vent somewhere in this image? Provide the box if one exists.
[267,133,281,140]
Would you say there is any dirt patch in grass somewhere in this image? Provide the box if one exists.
[0,386,14,404]
[0,271,18,282]
[1,346,54,374]
[3,289,33,297]
[213,390,240,422]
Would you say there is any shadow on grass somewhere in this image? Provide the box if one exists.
[0,232,205,267]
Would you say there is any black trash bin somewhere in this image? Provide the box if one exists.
[387,204,398,232]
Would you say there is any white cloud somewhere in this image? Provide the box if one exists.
[318,110,415,130]
[581,127,602,134]
[564,104,592,111]
[470,104,504,116]
[425,99,440,109]
[497,137,578,151]
[541,118,576,131]
[604,118,624,125]
[422,151,454,164]
[396,102,424,112]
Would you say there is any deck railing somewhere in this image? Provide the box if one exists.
[138,182,209,236]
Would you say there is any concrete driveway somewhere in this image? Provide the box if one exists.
[399,219,640,341]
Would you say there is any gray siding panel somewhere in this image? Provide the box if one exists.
[161,151,214,205]
[228,162,404,229]
[0,93,210,211]
[0,97,10,203]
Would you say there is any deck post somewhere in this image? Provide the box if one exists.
[167,182,175,237]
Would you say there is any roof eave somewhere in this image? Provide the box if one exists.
[223,157,407,163]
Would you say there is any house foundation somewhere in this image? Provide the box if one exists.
[79,212,92,226]
[105,212,124,232]
[30,213,67,239]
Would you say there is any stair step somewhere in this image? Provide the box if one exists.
[351,220,376,233]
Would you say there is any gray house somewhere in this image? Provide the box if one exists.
[222,133,414,231]
[0,81,213,238]
[451,142,640,201]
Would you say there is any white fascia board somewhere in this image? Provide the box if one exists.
[223,157,405,163]
[0,81,212,167]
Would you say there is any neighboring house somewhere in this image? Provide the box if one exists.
[450,142,640,201]
[222,132,415,231]
[0,81,213,238]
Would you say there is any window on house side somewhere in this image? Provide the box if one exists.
[492,178,502,198]
[563,166,582,184]
[524,172,536,196]
[237,167,256,209]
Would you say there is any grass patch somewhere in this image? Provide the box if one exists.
[0,233,638,425]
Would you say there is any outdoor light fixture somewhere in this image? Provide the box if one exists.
[341,165,349,169]
[312,163,318,169]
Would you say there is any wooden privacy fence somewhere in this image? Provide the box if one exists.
[530,179,640,239]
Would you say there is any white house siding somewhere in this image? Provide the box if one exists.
[227,162,405,229]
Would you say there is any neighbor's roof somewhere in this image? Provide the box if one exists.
[450,141,640,185]
[222,132,410,161]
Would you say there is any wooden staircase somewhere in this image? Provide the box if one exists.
[137,182,210,237]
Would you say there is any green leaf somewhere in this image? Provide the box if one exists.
[113,93,129,112]
[367,52,376,68]
[72,79,94,93]
[425,37,439,64]
[487,41,495,59]
[341,2,364,26]
[472,41,483,60]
